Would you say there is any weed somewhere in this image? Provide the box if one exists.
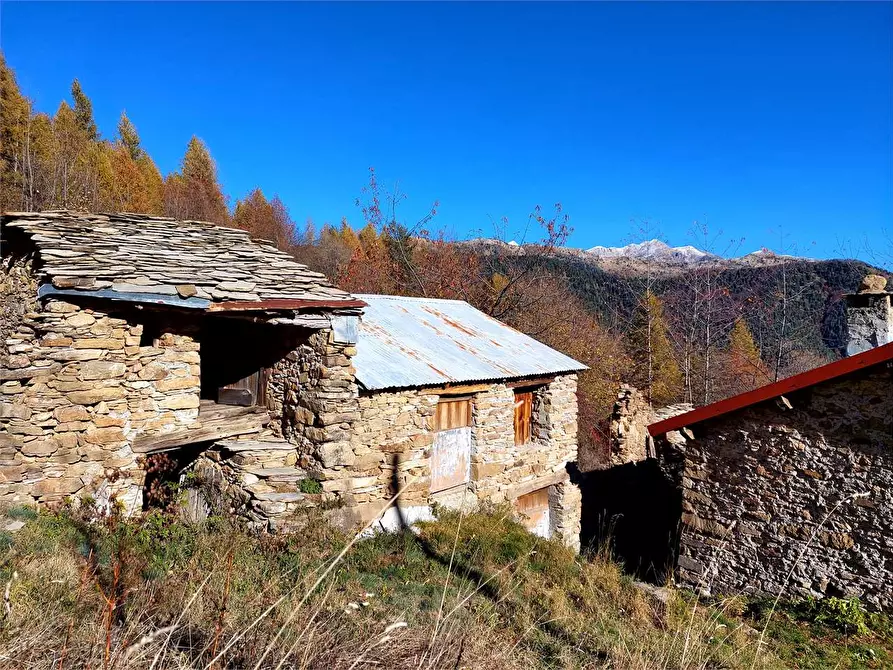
[298,477,323,494]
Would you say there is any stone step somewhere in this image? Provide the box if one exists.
[239,466,307,481]
[253,491,305,503]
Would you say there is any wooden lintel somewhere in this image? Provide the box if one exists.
[420,383,492,396]
[506,470,569,501]
[132,408,271,454]
[505,376,555,389]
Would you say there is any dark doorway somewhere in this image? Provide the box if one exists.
[199,318,301,407]
[578,459,681,584]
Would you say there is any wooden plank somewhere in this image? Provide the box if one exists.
[133,410,271,453]
[506,376,554,389]
[419,383,491,396]
[435,397,472,431]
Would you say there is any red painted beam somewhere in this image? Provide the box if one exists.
[648,341,893,437]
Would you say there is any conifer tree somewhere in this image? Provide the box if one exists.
[628,290,683,405]
[233,188,297,250]
[117,111,142,161]
[165,136,229,224]
[0,54,34,210]
[70,79,97,141]
[52,100,91,207]
[725,318,769,394]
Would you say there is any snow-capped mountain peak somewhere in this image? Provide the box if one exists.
[585,239,716,264]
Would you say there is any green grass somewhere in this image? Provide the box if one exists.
[1,503,880,669]
[742,597,893,669]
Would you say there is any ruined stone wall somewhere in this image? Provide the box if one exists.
[673,365,893,610]
[188,327,362,530]
[2,259,202,511]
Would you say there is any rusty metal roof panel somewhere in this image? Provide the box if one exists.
[353,295,587,391]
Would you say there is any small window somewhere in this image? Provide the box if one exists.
[435,396,472,431]
[513,390,532,445]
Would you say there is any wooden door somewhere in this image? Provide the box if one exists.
[515,488,551,537]
[514,391,532,445]
[430,397,473,493]
[218,369,267,407]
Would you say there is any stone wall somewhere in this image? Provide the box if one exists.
[193,327,363,531]
[1,283,202,512]
[339,375,582,547]
[669,365,893,610]
[269,328,360,473]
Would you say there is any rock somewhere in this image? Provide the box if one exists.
[33,477,83,496]
[316,441,356,468]
[858,274,888,293]
[176,284,198,298]
[66,387,128,405]
[0,402,31,420]
[153,376,200,392]
[6,354,30,369]
[65,313,96,328]
[82,427,127,446]
[21,437,60,457]
[78,361,127,380]
[159,394,200,410]
[3,520,25,532]
[73,338,124,350]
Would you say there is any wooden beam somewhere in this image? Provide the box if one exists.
[132,408,271,454]
[419,383,492,396]
[505,376,555,389]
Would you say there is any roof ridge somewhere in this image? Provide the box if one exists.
[355,293,468,304]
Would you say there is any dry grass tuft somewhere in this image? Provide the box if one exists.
[0,503,787,669]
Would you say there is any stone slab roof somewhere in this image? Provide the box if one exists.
[1,211,360,310]
[352,294,587,390]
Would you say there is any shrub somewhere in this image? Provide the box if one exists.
[804,596,870,636]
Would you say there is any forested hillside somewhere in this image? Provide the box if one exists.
[1,56,887,449]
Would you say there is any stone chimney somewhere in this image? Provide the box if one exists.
[845,274,893,356]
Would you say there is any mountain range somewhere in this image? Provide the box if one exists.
[467,237,802,270]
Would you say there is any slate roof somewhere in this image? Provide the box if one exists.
[1,211,361,312]
[352,294,587,391]
[648,341,893,436]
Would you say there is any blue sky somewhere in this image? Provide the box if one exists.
[1,2,891,259]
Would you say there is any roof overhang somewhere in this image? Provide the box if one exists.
[648,341,893,437]
[38,285,366,314]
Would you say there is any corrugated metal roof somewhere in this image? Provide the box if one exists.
[353,295,587,391]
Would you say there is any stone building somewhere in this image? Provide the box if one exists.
[648,276,893,610]
[346,294,585,547]
[1,211,585,547]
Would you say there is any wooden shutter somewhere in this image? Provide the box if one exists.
[435,397,472,431]
[431,397,473,493]
[514,391,532,445]
[218,368,268,407]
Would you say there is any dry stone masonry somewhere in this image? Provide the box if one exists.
[665,364,893,611]
[2,211,585,550]
[2,259,202,512]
